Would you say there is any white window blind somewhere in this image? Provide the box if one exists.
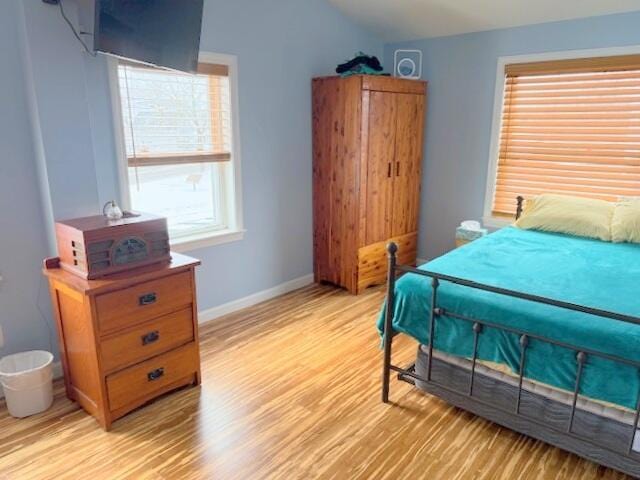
[118,62,232,166]
[115,60,237,240]
[492,54,640,217]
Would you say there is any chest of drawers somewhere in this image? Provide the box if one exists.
[43,252,201,430]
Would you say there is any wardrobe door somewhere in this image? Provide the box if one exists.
[365,91,397,245]
[391,93,425,237]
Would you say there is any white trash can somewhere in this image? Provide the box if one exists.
[0,350,54,418]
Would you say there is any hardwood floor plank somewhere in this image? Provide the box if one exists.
[0,284,631,479]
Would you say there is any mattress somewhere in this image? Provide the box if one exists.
[377,227,640,409]
[414,346,640,454]
[425,346,635,420]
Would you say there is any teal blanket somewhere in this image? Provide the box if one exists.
[377,227,640,409]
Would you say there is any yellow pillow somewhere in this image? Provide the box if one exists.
[612,199,640,243]
[515,194,614,241]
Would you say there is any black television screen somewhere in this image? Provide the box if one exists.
[94,0,204,72]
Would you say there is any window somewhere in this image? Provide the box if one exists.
[486,53,640,221]
[111,54,243,249]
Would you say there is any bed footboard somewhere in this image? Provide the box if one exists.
[380,240,640,477]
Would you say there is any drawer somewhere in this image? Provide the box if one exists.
[96,271,192,334]
[106,342,199,412]
[357,232,417,293]
[100,307,194,373]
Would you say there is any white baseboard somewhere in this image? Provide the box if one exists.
[198,273,314,325]
[0,361,63,400]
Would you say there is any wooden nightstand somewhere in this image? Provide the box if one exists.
[455,238,472,248]
[43,252,201,430]
[455,226,488,248]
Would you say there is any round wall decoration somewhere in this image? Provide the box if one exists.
[393,49,423,80]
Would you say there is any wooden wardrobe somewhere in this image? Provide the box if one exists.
[312,75,427,294]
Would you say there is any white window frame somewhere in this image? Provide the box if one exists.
[482,45,640,229]
[108,51,245,252]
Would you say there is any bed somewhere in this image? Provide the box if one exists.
[378,202,640,476]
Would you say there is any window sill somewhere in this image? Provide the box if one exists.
[170,228,245,253]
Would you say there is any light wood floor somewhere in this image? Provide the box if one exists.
[0,285,631,480]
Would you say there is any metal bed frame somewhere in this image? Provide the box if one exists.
[381,196,640,477]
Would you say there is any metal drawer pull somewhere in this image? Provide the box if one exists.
[147,367,164,382]
[141,330,160,346]
[139,292,157,306]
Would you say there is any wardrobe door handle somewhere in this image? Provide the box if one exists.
[396,161,400,176]
[387,162,392,178]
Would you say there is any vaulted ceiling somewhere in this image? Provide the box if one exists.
[328,0,640,42]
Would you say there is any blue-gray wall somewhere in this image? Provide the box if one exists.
[0,1,54,358]
[384,11,640,261]
[4,0,640,362]
[187,1,382,307]
[0,0,381,360]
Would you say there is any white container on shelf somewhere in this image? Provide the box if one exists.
[0,350,54,418]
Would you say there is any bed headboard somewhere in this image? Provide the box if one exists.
[515,196,524,220]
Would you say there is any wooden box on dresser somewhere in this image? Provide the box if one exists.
[312,75,427,294]
[43,253,201,430]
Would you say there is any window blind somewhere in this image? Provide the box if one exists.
[118,62,232,167]
[492,54,640,217]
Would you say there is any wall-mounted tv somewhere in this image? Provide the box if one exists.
[94,0,204,72]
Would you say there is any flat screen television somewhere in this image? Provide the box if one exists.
[94,0,204,72]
